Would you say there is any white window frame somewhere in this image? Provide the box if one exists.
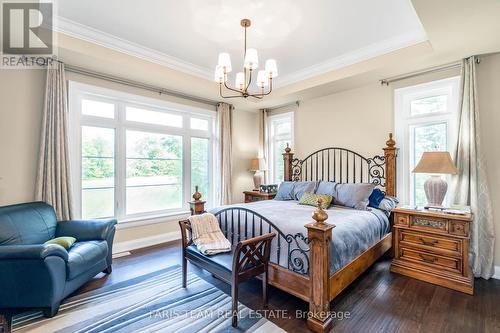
[267,112,294,184]
[394,76,460,206]
[68,81,216,223]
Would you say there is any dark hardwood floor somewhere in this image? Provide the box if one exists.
[12,240,500,333]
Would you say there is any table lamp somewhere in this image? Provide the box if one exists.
[250,158,266,191]
[412,151,458,209]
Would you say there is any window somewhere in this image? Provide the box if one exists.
[81,126,115,218]
[268,112,294,184]
[69,82,215,221]
[394,77,460,207]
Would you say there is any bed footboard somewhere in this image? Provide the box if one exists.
[213,204,336,333]
[213,207,311,275]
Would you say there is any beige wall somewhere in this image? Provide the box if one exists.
[292,55,500,267]
[0,68,258,247]
[0,69,45,205]
[231,110,260,203]
[294,83,392,159]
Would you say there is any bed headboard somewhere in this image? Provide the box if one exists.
[283,133,397,196]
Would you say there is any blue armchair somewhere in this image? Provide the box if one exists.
[0,202,117,321]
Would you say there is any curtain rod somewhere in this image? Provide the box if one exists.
[63,63,219,106]
[380,61,465,86]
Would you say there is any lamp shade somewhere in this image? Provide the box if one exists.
[250,158,267,171]
[217,53,232,73]
[244,48,259,69]
[235,72,245,90]
[412,152,458,174]
[265,59,278,78]
[256,70,268,88]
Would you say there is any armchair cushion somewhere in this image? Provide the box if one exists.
[0,244,68,261]
[67,241,108,280]
[56,219,117,241]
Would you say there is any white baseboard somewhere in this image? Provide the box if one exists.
[493,266,500,280]
[112,231,181,254]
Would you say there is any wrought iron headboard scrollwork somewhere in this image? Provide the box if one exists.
[290,148,387,189]
[284,133,398,196]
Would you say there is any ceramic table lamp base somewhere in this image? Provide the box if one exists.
[253,171,263,191]
[424,175,447,209]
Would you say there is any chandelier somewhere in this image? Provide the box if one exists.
[214,19,278,99]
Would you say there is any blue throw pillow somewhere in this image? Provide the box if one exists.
[275,181,295,200]
[316,181,336,196]
[378,196,399,213]
[293,181,318,200]
[368,188,385,208]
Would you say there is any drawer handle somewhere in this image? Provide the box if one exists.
[419,238,438,246]
[419,253,437,263]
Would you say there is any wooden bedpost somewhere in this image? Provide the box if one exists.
[283,144,294,181]
[383,133,397,197]
[305,200,335,333]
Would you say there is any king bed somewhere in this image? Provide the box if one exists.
[185,134,397,332]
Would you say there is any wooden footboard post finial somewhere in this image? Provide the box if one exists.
[384,133,397,197]
[283,143,294,181]
[305,199,335,333]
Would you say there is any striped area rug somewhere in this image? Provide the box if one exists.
[12,265,285,333]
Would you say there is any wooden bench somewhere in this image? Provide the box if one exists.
[179,219,276,327]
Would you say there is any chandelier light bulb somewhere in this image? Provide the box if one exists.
[217,53,232,73]
[244,48,259,70]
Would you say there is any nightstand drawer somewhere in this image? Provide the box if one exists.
[399,246,462,274]
[399,230,462,255]
[395,214,409,226]
[409,215,448,234]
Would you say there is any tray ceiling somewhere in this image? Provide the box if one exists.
[56,0,427,86]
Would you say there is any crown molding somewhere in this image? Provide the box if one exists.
[275,31,428,87]
[54,16,213,80]
[54,16,426,89]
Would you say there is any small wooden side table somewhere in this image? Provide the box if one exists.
[243,191,276,203]
[189,200,206,215]
[391,206,473,294]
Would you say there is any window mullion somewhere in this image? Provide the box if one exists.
[183,132,191,211]
[116,101,127,220]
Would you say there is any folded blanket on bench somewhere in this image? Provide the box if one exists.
[189,213,231,255]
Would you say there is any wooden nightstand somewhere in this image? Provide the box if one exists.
[243,191,276,203]
[391,207,473,294]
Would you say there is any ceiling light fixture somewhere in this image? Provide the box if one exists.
[215,19,278,99]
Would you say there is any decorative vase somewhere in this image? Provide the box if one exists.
[424,175,447,207]
[193,185,202,201]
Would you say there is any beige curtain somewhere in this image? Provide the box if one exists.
[452,56,495,279]
[216,102,233,205]
[259,109,269,183]
[35,61,73,220]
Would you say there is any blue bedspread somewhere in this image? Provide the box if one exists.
[210,200,390,274]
